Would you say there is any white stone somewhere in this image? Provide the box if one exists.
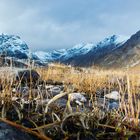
[69,92,87,102]
[45,85,54,90]
[105,91,120,100]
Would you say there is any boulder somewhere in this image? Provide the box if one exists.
[16,69,40,85]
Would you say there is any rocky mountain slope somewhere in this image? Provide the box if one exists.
[99,30,140,68]
[62,35,128,67]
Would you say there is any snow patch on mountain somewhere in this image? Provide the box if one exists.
[94,35,128,49]
[60,43,94,60]
[32,49,66,62]
[114,35,129,44]
[32,51,52,62]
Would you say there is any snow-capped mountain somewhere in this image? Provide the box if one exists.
[0,33,128,67]
[62,31,140,68]
[33,43,94,63]
[0,34,30,59]
[32,49,66,62]
[99,30,140,68]
[60,43,94,60]
[60,35,128,66]
[1,31,140,68]
[33,35,128,63]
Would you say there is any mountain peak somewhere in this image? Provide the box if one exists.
[0,34,29,59]
[96,35,128,47]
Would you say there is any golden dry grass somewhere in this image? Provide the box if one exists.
[0,64,140,139]
[37,63,140,95]
[37,63,140,126]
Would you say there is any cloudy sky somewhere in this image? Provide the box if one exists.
[0,0,140,51]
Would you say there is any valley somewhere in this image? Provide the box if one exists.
[0,31,140,139]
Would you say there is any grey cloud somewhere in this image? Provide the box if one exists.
[0,0,140,51]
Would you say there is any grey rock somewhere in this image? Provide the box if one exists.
[69,92,87,105]
[108,102,119,110]
[16,69,40,84]
[47,86,63,96]
[0,122,38,140]
[55,98,67,107]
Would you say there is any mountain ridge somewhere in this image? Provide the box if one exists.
[0,31,140,68]
[34,35,128,64]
